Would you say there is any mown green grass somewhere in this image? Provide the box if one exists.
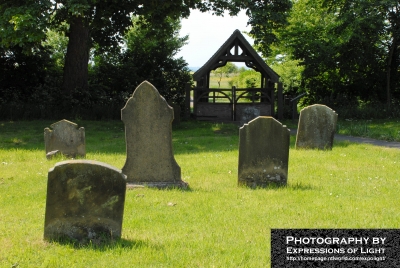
[283,118,400,142]
[1,120,400,267]
[336,119,400,142]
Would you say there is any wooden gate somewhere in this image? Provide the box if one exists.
[192,86,274,122]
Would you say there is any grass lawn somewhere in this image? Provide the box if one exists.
[1,120,400,267]
[284,118,400,142]
[336,119,400,142]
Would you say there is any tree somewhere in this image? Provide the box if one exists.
[265,49,303,96]
[276,0,345,104]
[242,0,293,57]
[1,0,292,97]
[211,62,238,88]
[0,45,55,103]
[230,69,261,88]
[91,16,191,105]
[265,0,400,108]
[45,26,69,69]
[0,1,189,95]
[323,0,400,107]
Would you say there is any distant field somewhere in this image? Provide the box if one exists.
[209,73,233,89]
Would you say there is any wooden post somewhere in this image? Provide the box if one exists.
[292,99,298,123]
[184,83,191,120]
[290,92,307,123]
[232,86,236,121]
[277,82,283,120]
[213,90,215,103]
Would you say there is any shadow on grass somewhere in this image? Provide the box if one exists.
[0,119,288,155]
[242,182,315,191]
[333,140,354,148]
[287,182,315,191]
[156,185,193,192]
[127,184,193,192]
[49,237,158,251]
[290,140,353,150]
[4,120,360,155]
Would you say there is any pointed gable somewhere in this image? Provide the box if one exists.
[193,30,279,85]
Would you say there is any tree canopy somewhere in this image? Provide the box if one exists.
[10,0,399,119]
[0,0,292,95]
[264,0,400,111]
[91,15,191,106]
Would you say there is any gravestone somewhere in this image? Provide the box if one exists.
[168,100,181,126]
[295,104,338,150]
[44,160,126,243]
[238,116,290,187]
[44,119,85,158]
[121,81,187,189]
[240,106,260,126]
[46,150,62,160]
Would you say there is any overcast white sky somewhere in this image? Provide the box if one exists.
[176,9,253,68]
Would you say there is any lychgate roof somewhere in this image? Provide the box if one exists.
[193,29,280,84]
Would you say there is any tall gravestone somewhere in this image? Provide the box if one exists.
[44,160,126,243]
[44,119,85,158]
[295,104,338,150]
[238,116,290,187]
[121,81,187,189]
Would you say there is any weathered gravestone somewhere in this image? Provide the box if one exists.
[295,104,338,150]
[44,119,85,158]
[240,106,260,126]
[121,81,187,189]
[167,100,181,126]
[44,160,126,243]
[238,116,290,187]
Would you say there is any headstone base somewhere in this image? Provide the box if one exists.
[45,217,121,243]
[238,177,286,188]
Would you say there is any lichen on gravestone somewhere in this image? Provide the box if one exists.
[44,160,126,244]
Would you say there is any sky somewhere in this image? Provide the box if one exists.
[176,9,253,68]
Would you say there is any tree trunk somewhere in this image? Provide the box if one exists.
[62,16,90,94]
[386,37,396,109]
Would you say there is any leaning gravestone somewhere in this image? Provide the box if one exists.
[295,104,338,150]
[121,81,187,189]
[44,160,126,243]
[238,116,290,187]
[44,119,85,158]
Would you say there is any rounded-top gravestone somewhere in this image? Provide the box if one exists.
[295,104,338,150]
[44,160,126,243]
[238,116,290,187]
